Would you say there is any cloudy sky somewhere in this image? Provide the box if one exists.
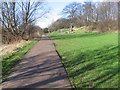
[35,0,101,28]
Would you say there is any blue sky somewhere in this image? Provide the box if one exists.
[35,0,99,28]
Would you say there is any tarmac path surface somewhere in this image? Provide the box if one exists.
[2,35,72,89]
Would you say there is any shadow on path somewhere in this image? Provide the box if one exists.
[2,35,72,88]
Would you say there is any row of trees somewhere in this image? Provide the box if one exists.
[1,1,48,44]
[48,18,70,31]
[49,2,118,33]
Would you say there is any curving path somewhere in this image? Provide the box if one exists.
[2,35,72,89]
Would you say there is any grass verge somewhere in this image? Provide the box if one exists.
[49,33,119,88]
[1,41,37,82]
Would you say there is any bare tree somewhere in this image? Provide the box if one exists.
[61,2,118,33]
[61,2,80,32]
[1,2,20,44]
[95,2,118,32]
[17,0,49,39]
[1,0,49,44]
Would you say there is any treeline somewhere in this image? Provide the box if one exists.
[0,1,48,44]
[48,18,70,32]
[48,2,118,33]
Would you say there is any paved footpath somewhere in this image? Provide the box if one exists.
[2,35,72,88]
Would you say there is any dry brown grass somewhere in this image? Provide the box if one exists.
[0,40,30,56]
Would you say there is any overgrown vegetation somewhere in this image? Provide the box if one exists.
[1,41,37,82]
[49,32,119,88]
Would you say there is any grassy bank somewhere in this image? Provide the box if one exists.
[1,41,37,82]
[49,32,119,88]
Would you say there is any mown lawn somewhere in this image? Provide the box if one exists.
[1,41,37,82]
[49,32,119,88]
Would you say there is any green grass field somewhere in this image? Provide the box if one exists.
[49,32,119,88]
[1,41,37,82]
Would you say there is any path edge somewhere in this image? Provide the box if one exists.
[48,37,75,89]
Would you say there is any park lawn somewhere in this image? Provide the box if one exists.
[1,41,37,82]
[49,32,119,88]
